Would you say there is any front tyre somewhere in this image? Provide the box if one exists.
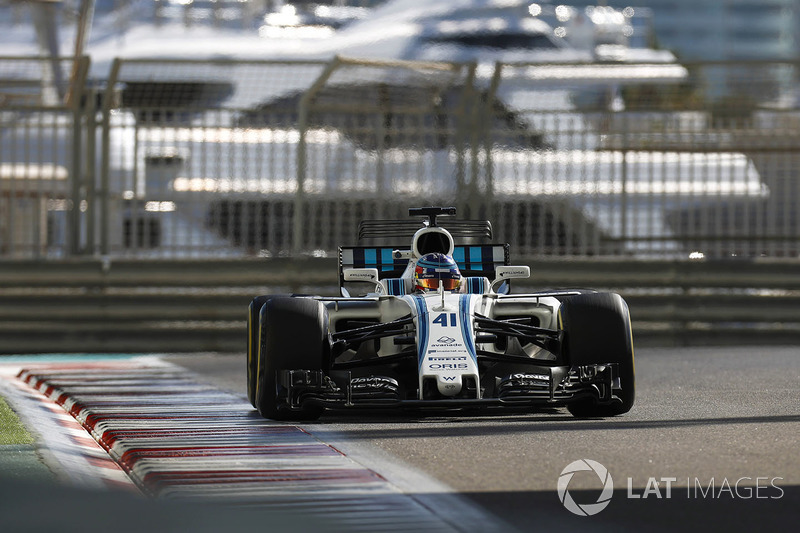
[559,292,635,417]
[247,295,288,407]
[255,298,328,421]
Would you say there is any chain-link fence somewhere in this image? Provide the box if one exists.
[3,56,800,259]
[0,56,89,258]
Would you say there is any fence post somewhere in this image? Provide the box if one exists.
[481,62,503,219]
[465,62,482,216]
[454,64,474,217]
[375,82,388,197]
[99,58,122,256]
[78,59,98,255]
[293,57,340,254]
[67,57,90,256]
[621,148,629,253]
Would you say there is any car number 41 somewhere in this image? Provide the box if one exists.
[432,313,457,327]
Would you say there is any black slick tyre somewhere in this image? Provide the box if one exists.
[247,295,290,407]
[255,297,328,421]
[559,292,635,417]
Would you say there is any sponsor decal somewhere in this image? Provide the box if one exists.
[500,269,528,278]
[511,373,549,381]
[428,363,469,370]
[437,336,456,344]
[430,343,464,350]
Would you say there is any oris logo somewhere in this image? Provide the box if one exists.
[557,459,614,516]
[428,363,468,370]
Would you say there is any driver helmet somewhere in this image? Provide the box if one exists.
[414,252,462,292]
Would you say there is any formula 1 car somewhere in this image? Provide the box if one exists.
[247,207,634,420]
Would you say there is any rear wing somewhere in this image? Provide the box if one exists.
[339,244,510,287]
[358,219,493,242]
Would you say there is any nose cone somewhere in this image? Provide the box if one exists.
[436,374,462,396]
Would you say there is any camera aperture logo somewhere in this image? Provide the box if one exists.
[557,459,614,516]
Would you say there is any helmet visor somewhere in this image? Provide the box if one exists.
[417,277,460,291]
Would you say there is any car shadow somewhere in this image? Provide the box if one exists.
[300,411,800,440]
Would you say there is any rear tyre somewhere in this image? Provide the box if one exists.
[255,298,328,421]
[559,292,635,417]
[247,295,288,407]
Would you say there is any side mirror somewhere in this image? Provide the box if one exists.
[492,265,530,292]
[343,268,382,294]
[495,266,530,281]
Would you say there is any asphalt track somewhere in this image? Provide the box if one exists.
[0,346,797,532]
[165,346,800,531]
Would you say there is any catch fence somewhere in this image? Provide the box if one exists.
[3,55,800,259]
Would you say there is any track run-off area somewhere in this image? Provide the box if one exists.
[0,346,798,532]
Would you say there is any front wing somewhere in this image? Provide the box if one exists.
[276,363,621,412]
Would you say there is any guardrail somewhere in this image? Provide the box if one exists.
[2,258,799,353]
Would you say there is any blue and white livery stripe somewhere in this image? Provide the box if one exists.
[386,278,406,295]
[410,295,429,370]
[465,277,486,294]
[459,294,478,365]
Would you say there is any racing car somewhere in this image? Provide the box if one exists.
[246,207,634,420]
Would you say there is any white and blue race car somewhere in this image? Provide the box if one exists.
[247,207,634,420]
